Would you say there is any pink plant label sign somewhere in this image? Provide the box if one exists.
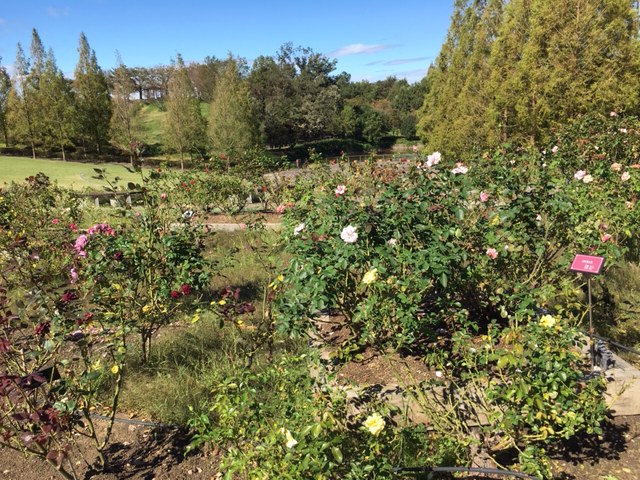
[569,254,605,275]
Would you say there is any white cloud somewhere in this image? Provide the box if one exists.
[384,57,432,66]
[47,6,71,17]
[329,43,396,57]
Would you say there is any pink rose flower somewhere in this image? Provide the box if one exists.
[601,233,612,242]
[52,218,59,224]
[574,170,586,180]
[551,145,559,154]
[479,191,489,202]
[451,162,468,174]
[486,248,498,260]
[425,151,441,168]
[621,171,631,182]
[611,163,622,172]
[335,185,346,196]
[276,204,286,214]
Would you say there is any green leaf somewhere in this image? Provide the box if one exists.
[331,446,343,463]
[439,272,448,288]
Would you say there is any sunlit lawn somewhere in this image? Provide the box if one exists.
[0,155,143,190]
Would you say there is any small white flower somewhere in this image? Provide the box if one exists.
[387,238,397,246]
[435,370,443,378]
[551,145,559,154]
[280,428,298,448]
[621,171,631,182]
[582,174,594,184]
[293,223,305,236]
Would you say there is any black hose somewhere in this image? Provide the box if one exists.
[393,465,538,479]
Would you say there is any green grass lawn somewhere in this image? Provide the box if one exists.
[0,156,144,190]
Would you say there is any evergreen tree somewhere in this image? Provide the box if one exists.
[40,48,74,160]
[165,53,206,170]
[208,57,259,169]
[0,57,11,146]
[418,0,486,155]
[418,0,640,154]
[9,42,38,157]
[73,32,112,155]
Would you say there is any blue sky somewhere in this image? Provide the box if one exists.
[0,1,453,84]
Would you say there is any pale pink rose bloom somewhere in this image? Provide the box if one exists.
[412,145,419,153]
[340,225,358,243]
[486,248,498,260]
[160,192,167,200]
[426,151,441,167]
[70,267,78,284]
[276,204,286,214]
[582,175,594,183]
[551,145,559,154]
[621,171,631,182]
[574,170,586,180]
[536,214,543,222]
[610,111,618,117]
[451,162,468,174]
[479,191,489,202]
[620,128,628,134]
[335,185,346,196]
[387,238,397,246]
[611,163,622,172]
[293,223,305,236]
[601,233,612,242]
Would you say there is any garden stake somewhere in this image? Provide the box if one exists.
[569,254,605,368]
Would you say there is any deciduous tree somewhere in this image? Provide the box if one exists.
[208,57,259,168]
[109,55,140,165]
[165,53,206,169]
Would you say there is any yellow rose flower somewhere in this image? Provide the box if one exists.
[142,304,152,313]
[362,268,378,285]
[539,314,556,328]
[364,412,385,436]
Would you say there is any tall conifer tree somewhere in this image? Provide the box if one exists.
[0,57,11,146]
[73,33,112,155]
[41,48,74,160]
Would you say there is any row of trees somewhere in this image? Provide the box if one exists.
[418,0,640,156]
[0,31,425,164]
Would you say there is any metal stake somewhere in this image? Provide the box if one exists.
[587,274,594,367]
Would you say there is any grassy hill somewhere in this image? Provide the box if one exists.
[0,156,144,190]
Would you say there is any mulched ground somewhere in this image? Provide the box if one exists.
[1,414,639,479]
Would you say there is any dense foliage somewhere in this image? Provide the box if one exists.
[418,0,640,157]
